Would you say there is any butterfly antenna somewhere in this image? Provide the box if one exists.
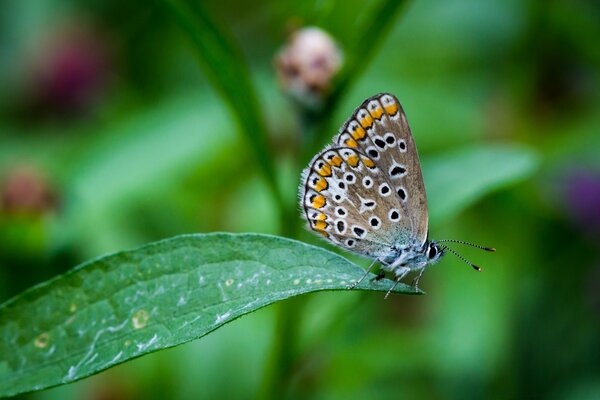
[440,245,482,271]
[437,239,496,252]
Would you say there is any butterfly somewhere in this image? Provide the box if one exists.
[299,93,494,297]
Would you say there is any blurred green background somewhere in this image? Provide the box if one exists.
[1,0,600,398]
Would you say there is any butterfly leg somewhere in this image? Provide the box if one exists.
[412,268,426,289]
[384,268,410,299]
[347,258,378,290]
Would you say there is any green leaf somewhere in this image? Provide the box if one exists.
[424,144,540,223]
[159,0,281,208]
[0,233,419,397]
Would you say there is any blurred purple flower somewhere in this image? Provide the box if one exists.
[563,170,600,235]
[29,26,111,116]
[0,166,57,215]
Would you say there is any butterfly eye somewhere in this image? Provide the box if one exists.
[428,244,437,259]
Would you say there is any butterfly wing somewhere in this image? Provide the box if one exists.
[300,146,402,259]
[334,93,428,246]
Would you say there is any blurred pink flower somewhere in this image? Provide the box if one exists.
[0,166,57,215]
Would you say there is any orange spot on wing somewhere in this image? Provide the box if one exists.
[346,154,359,167]
[314,212,327,221]
[317,164,332,177]
[350,125,366,140]
[314,220,328,231]
[369,105,384,119]
[328,155,343,167]
[314,177,328,192]
[384,102,399,116]
[311,195,326,209]
[345,138,358,148]
[362,157,376,168]
[359,113,373,129]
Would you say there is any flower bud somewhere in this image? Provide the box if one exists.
[275,27,343,109]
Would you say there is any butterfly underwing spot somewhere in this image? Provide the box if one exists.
[366,147,379,160]
[338,181,346,190]
[341,149,360,169]
[345,238,356,248]
[380,94,399,117]
[333,193,343,203]
[357,108,374,129]
[388,208,401,222]
[367,100,384,120]
[335,206,347,217]
[324,151,344,168]
[314,160,332,177]
[347,120,367,141]
[310,174,328,192]
[396,187,408,201]
[309,193,327,209]
[344,172,356,184]
[369,216,381,229]
[352,225,367,238]
[374,136,387,149]
[362,176,373,188]
[310,211,327,221]
[384,133,396,146]
[389,163,407,178]
[359,196,376,213]
[312,219,329,231]
[335,220,347,234]
[339,133,358,148]
[379,183,391,197]
[398,140,407,152]
[361,156,377,170]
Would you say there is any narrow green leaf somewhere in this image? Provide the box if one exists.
[159,0,282,207]
[424,144,540,223]
[305,0,410,158]
[0,233,419,397]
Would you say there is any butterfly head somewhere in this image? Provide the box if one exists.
[424,240,444,265]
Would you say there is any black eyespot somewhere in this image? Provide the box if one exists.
[385,135,395,145]
[399,141,406,150]
[428,245,437,259]
[334,194,341,201]
[364,201,375,207]
[338,182,345,189]
[368,149,379,158]
[370,217,380,227]
[353,227,365,237]
[345,173,355,183]
[337,221,345,232]
[336,207,346,216]
[390,166,406,176]
[390,210,400,221]
[374,138,386,149]
[346,239,355,247]
[397,188,407,200]
[380,184,390,195]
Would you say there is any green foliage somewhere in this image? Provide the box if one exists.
[424,144,540,222]
[159,0,280,206]
[0,234,418,397]
[4,0,592,398]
